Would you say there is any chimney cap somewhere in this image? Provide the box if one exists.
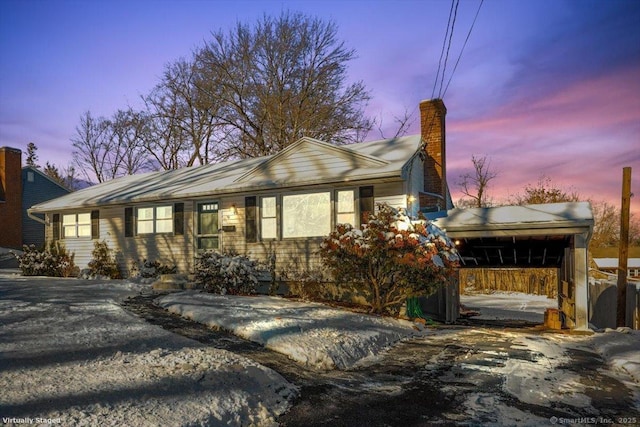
[0,146,23,154]
[419,98,447,113]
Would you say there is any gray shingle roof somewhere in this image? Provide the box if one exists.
[30,135,421,212]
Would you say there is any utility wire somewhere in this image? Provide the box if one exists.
[431,0,456,99]
[442,0,484,98]
[438,0,460,98]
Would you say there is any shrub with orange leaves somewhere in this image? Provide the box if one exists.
[320,203,458,314]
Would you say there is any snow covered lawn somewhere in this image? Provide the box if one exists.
[158,291,425,370]
[0,272,296,426]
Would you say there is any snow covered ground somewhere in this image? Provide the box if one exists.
[460,291,557,323]
[2,271,638,426]
[0,271,296,426]
[158,292,424,370]
[161,290,640,423]
[461,291,640,383]
[423,326,640,426]
[450,292,640,422]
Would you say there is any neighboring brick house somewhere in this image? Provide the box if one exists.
[0,147,70,250]
[0,147,23,249]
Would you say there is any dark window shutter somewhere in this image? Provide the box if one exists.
[124,207,134,237]
[245,196,257,243]
[52,213,60,241]
[359,186,374,223]
[91,210,99,239]
[174,203,184,235]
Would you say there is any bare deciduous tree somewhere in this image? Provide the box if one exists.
[110,109,152,175]
[143,59,221,169]
[72,109,152,182]
[72,111,112,183]
[194,12,373,159]
[376,107,415,139]
[458,155,498,208]
[70,13,374,180]
[590,200,640,249]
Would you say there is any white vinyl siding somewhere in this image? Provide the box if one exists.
[374,182,407,210]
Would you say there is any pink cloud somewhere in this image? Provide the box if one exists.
[446,64,640,215]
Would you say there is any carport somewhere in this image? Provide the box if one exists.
[432,202,594,331]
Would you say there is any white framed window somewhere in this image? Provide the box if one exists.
[282,192,331,238]
[62,212,91,238]
[155,205,173,233]
[137,205,173,235]
[261,196,277,239]
[336,189,356,226]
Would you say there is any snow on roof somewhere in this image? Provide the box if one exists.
[593,258,640,269]
[30,135,421,212]
[433,202,594,234]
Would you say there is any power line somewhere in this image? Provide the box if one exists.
[442,0,484,98]
[432,0,456,99]
[438,0,460,98]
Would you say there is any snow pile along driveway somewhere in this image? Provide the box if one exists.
[0,274,297,426]
[159,291,425,370]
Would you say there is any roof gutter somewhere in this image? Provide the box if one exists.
[27,208,46,225]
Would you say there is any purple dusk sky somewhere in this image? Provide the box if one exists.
[1,0,638,215]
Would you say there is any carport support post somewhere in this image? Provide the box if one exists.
[617,167,631,327]
[573,232,590,331]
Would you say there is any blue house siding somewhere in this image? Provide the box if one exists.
[21,167,70,247]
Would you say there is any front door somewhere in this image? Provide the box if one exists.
[197,202,220,251]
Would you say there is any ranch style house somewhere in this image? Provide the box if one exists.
[29,99,452,276]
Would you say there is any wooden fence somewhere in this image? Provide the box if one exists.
[459,268,558,298]
[589,279,640,330]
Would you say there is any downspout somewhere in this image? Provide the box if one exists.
[27,208,46,225]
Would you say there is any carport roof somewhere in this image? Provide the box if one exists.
[433,202,593,238]
[432,202,593,267]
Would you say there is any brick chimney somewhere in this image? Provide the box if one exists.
[0,147,23,249]
[420,99,447,210]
